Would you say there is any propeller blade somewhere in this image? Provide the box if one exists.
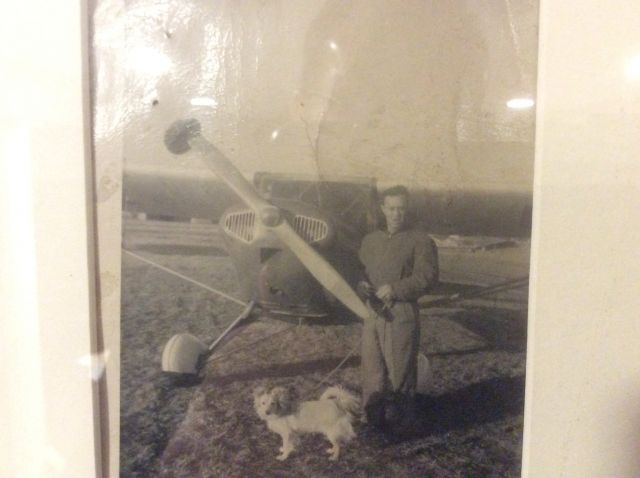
[272,221,370,320]
[164,118,370,321]
[164,119,270,213]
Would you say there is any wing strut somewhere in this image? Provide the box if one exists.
[123,249,247,307]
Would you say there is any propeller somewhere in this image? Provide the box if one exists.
[164,118,370,321]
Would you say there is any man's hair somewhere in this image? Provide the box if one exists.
[379,185,410,203]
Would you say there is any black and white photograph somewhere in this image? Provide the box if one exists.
[6,1,640,477]
[93,1,539,476]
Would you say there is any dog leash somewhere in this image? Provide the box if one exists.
[205,324,296,363]
[301,337,362,401]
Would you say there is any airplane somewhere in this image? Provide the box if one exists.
[123,118,531,379]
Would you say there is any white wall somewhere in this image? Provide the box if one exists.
[523,0,640,476]
[0,1,101,477]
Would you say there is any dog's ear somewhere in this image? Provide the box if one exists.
[321,386,339,401]
[253,386,267,399]
[270,386,296,416]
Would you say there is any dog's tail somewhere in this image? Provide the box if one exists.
[320,386,361,417]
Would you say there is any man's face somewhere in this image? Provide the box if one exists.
[381,194,408,234]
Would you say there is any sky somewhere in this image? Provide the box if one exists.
[94,0,538,193]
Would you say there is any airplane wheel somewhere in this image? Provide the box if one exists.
[161,333,208,375]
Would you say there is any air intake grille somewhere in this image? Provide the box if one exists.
[223,210,328,244]
[293,215,329,243]
[223,210,256,243]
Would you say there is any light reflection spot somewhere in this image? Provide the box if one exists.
[625,55,640,80]
[506,97,535,109]
[190,97,217,107]
[126,47,172,76]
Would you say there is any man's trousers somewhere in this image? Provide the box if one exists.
[361,301,420,408]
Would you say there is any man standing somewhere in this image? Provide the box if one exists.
[358,185,438,426]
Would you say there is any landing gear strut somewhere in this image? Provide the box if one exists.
[161,301,256,375]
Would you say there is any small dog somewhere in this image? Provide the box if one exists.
[253,385,360,461]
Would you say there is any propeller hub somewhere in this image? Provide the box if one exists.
[164,118,202,155]
[259,206,281,227]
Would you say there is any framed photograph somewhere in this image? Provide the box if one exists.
[7,0,640,477]
[93,1,537,476]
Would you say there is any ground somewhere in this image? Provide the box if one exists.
[120,218,528,477]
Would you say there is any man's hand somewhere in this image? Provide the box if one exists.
[376,284,395,305]
[357,280,375,298]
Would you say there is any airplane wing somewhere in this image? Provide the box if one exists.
[423,235,531,311]
[123,169,531,311]
[123,168,238,222]
[124,169,532,237]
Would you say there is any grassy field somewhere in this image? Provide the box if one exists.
[120,219,528,477]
